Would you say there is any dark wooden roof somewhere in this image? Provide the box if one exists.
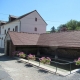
[8,31,80,48]
[9,32,40,45]
[38,31,80,48]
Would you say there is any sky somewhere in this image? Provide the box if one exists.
[0,0,80,31]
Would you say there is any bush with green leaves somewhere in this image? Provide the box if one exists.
[18,52,26,58]
[74,57,80,65]
[39,57,51,64]
[28,54,36,60]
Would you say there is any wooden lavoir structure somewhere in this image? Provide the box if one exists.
[5,31,80,59]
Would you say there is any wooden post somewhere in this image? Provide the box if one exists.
[70,63,71,74]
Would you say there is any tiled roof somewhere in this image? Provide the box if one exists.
[9,32,40,45]
[8,31,80,48]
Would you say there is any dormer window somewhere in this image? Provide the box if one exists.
[34,27,37,31]
[35,18,37,21]
[0,21,6,26]
[9,15,18,22]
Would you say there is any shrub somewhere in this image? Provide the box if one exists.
[74,57,80,65]
[39,57,51,64]
[18,52,26,58]
[28,54,36,60]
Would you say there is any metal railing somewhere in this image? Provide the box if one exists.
[26,56,74,74]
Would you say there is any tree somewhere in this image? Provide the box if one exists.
[57,20,80,31]
[50,26,56,33]
[57,24,67,32]
[66,20,77,30]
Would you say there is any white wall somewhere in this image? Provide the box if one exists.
[1,20,20,34]
[20,11,47,34]
[0,20,20,48]
[0,11,47,48]
[0,35,5,48]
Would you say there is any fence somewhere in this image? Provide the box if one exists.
[27,56,74,74]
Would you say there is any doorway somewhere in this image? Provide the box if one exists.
[6,40,10,56]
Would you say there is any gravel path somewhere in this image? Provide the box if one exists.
[0,53,80,80]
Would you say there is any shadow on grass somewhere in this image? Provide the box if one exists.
[38,68,48,73]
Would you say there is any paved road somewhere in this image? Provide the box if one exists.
[0,65,13,80]
[0,53,80,80]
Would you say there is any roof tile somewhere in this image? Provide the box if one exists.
[8,31,80,48]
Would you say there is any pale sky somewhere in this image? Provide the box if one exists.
[0,0,80,31]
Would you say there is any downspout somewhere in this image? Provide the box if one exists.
[19,19,21,32]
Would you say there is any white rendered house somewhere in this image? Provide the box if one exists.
[0,10,47,48]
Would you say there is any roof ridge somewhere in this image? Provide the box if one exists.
[0,10,36,26]
[41,30,80,35]
[8,30,80,47]
[9,31,40,35]
[18,10,36,19]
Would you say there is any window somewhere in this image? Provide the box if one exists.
[4,30,6,34]
[35,18,37,21]
[13,28,14,31]
[8,28,10,31]
[34,27,37,31]
[15,26,18,32]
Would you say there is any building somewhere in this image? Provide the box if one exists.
[0,10,47,48]
[5,31,80,59]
